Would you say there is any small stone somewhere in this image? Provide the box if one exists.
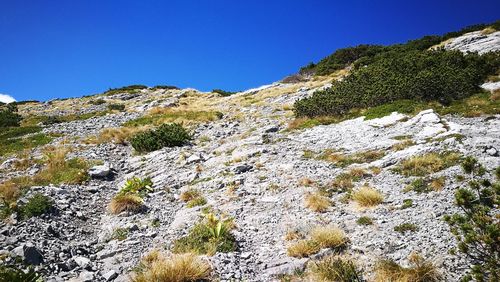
[234,164,252,174]
[74,256,91,269]
[103,270,118,281]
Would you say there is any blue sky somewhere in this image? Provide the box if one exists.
[0,0,499,102]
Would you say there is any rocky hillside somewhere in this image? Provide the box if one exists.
[0,28,499,281]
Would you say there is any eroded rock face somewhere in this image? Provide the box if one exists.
[444,30,500,54]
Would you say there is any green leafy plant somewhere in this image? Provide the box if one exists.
[444,157,499,281]
[130,123,191,153]
[19,193,53,218]
[172,213,236,255]
[119,177,153,197]
[0,266,41,282]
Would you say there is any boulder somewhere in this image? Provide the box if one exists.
[88,164,113,178]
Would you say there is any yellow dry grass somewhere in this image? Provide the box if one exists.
[374,253,441,282]
[95,127,146,144]
[287,240,320,258]
[304,192,331,212]
[310,226,348,249]
[131,252,212,282]
[352,186,384,207]
[109,194,143,214]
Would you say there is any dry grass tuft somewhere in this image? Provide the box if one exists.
[392,139,415,151]
[95,127,146,144]
[491,89,500,101]
[310,226,349,249]
[396,152,461,176]
[374,253,441,282]
[109,194,143,214]
[179,189,201,202]
[352,186,384,207]
[305,192,331,212]
[298,178,315,187]
[0,181,20,207]
[131,252,211,282]
[287,240,320,258]
[309,256,363,282]
[481,27,496,35]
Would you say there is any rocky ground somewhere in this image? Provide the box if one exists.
[1,31,499,282]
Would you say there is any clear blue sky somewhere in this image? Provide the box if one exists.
[0,0,499,101]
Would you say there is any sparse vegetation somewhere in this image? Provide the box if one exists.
[405,177,446,193]
[19,193,53,219]
[130,123,191,153]
[287,225,349,258]
[172,213,237,255]
[212,89,238,97]
[131,251,211,282]
[109,177,152,215]
[401,199,413,209]
[304,192,331,212]
[111,228,129,241]
[356,216,373,225]
[309,256,363,282]
[180,189,206,208]
[444,157,499,281]
[394,223,419,233]
[125,108,222,127]
[352,186,383,207]
[375,253,441,282]
[107,103,125,111]
[395,152,461,176]
[308,149,385,167]
[0,266,41,282]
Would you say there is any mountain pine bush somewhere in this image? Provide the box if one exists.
[444,157,499,281]
[295,50,500,118]
[0,105,22,128]
[130,123,191,153]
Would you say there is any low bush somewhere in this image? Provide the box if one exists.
[19,193,53,218]
[295,50,500,118]
[0,105,22,128]
[0,266,41,282]
[444,157,499,281]
[107,103,125,111]
[212,89,237,97]
[104,85,147,95]
[151,85,179,91]
[130,123,191,153]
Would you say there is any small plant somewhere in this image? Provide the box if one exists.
[111,228,128,241]
[356,216,373,225]
[375,253,441,282]
[401,199,413,209]
[352,186,383,207]
[304,192,331,212]
[172,213,236,255]
[444,157,499,281]
[0,266,41,282]
[394,223,418,233]
[131,252,211,282]
[130,123,191,153]
[119,177,153,197]
[186,197,207,208]
[19,193,53,218]
[309,256,364,282]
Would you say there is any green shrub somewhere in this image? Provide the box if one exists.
[105,85,147,95]
[130,123,191,153]
[0,266,41,282]
[89,99,106,105]
[151,85,179,90]
[444,157,499,281]
[107,103,125,111]
[20,193,53,218]
[212,89,237,97]
[0,106,22,128]
[295,50,499,118]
